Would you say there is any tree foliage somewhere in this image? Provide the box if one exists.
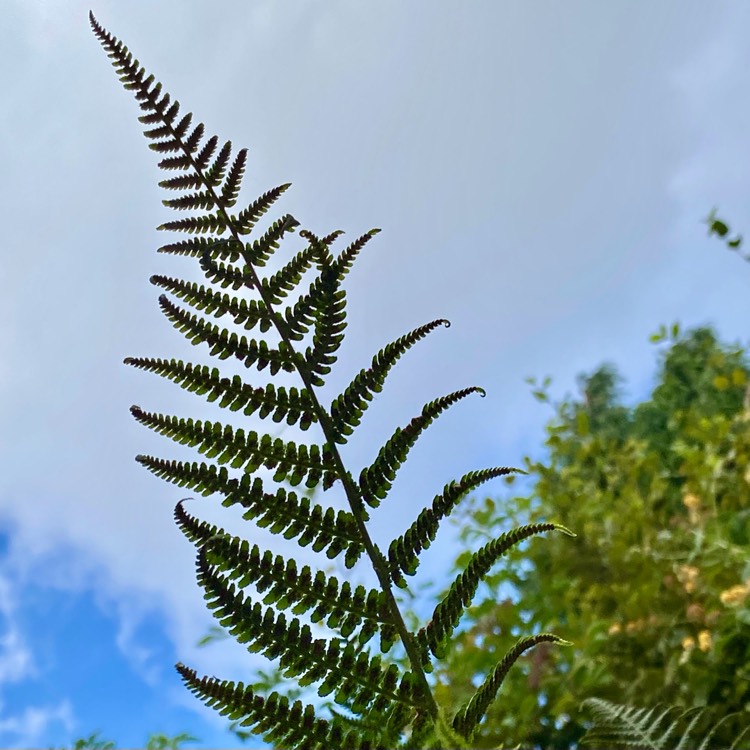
[435,324,750,748]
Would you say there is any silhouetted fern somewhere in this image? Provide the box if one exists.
[91,12,573,748]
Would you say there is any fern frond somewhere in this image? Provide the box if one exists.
[199,251,250,291]
[234,183,292,235]
[359,387,486,507]
[198,531,397,650]
[174,492,363,566]
[196,550,418,713]
[260,242,322,306]
[329,229,381,280]
[150,276,275,331]
[130,406,337,488]
[124,359,317,429]
[158,211,228,234]
[420,523,575,659]
[329,319,451,444]
[156,295,296,373]
[452,634,570,740]
[387,466,525,587]
[246,214,301,267]
[304,268,347,382]
[93,11,574,740]
[156,235,230,258]
[175,663,372,750]
[89,14,256,232]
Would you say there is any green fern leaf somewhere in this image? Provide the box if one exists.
[420,523,575,659]
[359,387,486,507]
[175,663,372,749]
[149,276,272,330]
[174,495,363,566]
[195,551,417,712]
[234,183,292,235]
[124,359,317,428]
[198,531,396,650]
[130,406,337,487]
[156,295,297,373]
[452,633,571,740]
[329,319,450,444]
[387,466,525,586]
[155,235,233,258]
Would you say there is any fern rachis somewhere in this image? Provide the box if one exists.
[91,12,573,748]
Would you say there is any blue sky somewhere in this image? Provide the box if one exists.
[3,1,750,747]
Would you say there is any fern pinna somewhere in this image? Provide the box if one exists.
[91,13,573,749]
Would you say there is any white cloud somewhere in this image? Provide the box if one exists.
[0,700,75,749]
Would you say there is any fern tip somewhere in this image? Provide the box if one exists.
[553,523,576,537]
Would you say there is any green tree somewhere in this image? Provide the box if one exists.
[434,324,750,748]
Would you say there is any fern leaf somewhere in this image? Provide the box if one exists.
[419,523,575,659]
[196,550,417,713]
[197,531,397,650]
[199,252,251,291]
[218,148,247,208]
[304,268,347,382]
[261,242,325,306]
[130,406,337,488]
[359,387,485,507]
[156,295,296,374]
[156,235,232,258]
[124,359,317,429]
[329,319,450,444]
[158,212,228,234]
[329,229,381,280]
[387,466,525,587]
[175,663,373,749]
[151,275,274,330]
[452,634,570,740]
[234,183,292,235]
[246,214,301,267]
[173,489,363,566]
[581,699,689,750]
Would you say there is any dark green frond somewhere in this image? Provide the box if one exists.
[387,466,525,587]
[329,229,381,280]
[175,663,372,750]
[199,252,250,291]
[152,276,277,332]
[304,268,347,383]
[156,295,296,374]
[196,550,417,713]
[157,235,230,258]
[162,189,215,211]
[419,523,575,659]
[130,406,337,488]
[246,214,301,267]
[199,531,397,650]
[172,483,363,565]
[123,358,317,429]
[234,183,292,235]
[452,634,570,740]
[261,242,323,306]
[158,212,228,235]
[219,148,247,208]
[359,387,485,508]
[329,319,451,444]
